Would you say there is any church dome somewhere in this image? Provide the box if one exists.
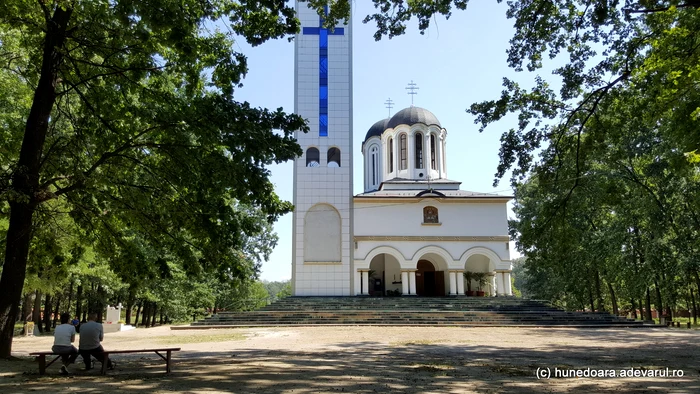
[363,118,389,142]
[387,107,441,129]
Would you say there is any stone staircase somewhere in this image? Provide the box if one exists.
[180,297,655,328]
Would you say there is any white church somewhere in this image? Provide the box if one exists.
[291,1,513,297]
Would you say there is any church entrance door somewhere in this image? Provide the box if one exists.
[416,260,444,296]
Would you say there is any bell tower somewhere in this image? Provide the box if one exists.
[291,2,353,295]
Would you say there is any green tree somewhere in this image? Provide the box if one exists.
[262,279,292,301]
[0,0,314,357]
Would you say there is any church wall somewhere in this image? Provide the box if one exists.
[353,200,509,237]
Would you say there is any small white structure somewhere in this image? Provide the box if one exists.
[291,1,513,296]
[104,303,135,333]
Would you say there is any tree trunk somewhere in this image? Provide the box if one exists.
[75,284,83,322]
[630,299,637,320]
[654,278,664,319]
[606,281,618,315]
[143,302,151,328]
[66,279,74,317]
[691,286,698,325]
[159,308,164,325]
[645,288,653,321]
[151,303,157,327]
[125,304,133,325]
[52,296,61,328]
[125,287,136,325]
[594,269,605,312]
[96,285,105,323]
[33,290,43,333]
[134,302,142,327]
[0,5,74,358]
[42,294,52,333]
[587,282,595,312]
[21,292,33,323]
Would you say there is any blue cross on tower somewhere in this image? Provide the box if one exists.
[302,6,345,137]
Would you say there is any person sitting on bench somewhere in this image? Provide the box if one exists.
[78,312,114,370]
[52,312,79,375]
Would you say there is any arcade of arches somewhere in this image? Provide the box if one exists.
[359,250,512,297]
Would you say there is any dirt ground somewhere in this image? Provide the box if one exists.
[0,325,698,393]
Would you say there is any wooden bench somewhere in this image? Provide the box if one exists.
[30,348,181,375]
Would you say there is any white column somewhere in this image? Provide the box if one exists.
[356,271,363,295]
[441,137,447,178]
[504,272,512,296]
[497,272,505,296]
[449,271,457,295]
[491,274,497,297]
[401,271,409,295]
[436,134,442,176]
[457,273,465,295]
[409,271,417,295]
[361,271,369,296]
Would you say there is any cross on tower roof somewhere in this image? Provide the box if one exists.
[406,80,419,106]
[384,98,394,117]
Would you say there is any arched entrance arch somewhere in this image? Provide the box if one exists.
[412,249,450,297]
[460,248,500,296]
[369,253,402,296]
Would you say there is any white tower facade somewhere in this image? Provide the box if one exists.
[292,2,353,295]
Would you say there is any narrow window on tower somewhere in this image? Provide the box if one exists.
[400,133,407,170]
[388,138,394,173]
[415,133,423,169]
[430,134,437,170]
[327,147,341,167]
[370,146,378,186]
[306,147,320,167]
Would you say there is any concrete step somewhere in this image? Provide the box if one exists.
[187,297,652,328]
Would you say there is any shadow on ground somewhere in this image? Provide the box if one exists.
[1,328,698,393]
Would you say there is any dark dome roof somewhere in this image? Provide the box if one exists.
[387,106,441,129]
[364,118,389,142]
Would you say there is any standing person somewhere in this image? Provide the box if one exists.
[52,313,79,375]
[78,312,114,370]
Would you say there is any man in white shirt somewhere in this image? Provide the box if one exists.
[78,312,114,370]
[52,313,79,375]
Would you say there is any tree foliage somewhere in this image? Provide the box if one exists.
[0,0,315,357]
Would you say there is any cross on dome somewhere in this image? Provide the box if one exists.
[406,80,419,106]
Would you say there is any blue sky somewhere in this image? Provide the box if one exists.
[233,1,524,281]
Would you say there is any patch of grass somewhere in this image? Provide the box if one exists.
[152,333,246,345]
[651,317,699,328]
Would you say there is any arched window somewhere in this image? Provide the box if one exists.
[430,134,437,170]
[304,204,341,262]
[370,146,379,186]
[423,206,439,224]
[328,147,341,167]
[399,133,407,170]
[388,137,394,173]
[415,133,423,169]
[306,147,320,167]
